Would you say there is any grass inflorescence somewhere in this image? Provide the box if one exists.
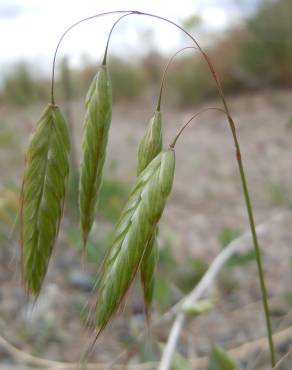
[20,104,70,295]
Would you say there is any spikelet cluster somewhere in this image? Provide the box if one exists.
[136,110,162,318]
[96,149,175,333]
[20,104,70,295]
[79,65,112,248]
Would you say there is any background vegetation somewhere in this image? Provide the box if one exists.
[1,0,292,108]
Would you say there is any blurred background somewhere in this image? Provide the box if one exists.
[0,0,291,369]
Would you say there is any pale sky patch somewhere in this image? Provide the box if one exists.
[0,0,257,75]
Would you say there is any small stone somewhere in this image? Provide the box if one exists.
[69,270,94,291]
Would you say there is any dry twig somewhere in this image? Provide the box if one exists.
[158,212,287,370]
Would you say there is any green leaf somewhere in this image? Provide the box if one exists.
[183,299,213,317]
[176,259,208,293]
[208,344,239,370]
[172,352,193,370]
[227,250,256,267]
[159,344,192,370]
[219,227,241,248]
[140,339,158,362]
[219,227,255,267]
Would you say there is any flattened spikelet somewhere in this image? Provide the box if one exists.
[20,104,70,295]
[79,65,112,249]
[140,229,159,318]
[137,111,162,175]
[137,111,162,319]
[96,149,175,333]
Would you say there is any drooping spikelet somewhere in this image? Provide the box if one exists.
[140,229,159,318]
[136,110,162,319]
[20,104,70,295]
[79,65,112,249]
[137,111,162,175]
[96,149,175,333]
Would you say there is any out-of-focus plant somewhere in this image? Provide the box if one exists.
[238,0,292,85]
[3,63,48,106]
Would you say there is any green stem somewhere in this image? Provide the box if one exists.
[156,46,197,112]
[50,10,137,104]
[170,73,276,369]
[221,101,276,367]
[234,136,276,367]
[170,107,225,148]
[184,28,276,365]
[102,12,133,66]
[214,66,276,365]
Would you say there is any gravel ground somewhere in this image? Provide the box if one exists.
[0,89,291,369]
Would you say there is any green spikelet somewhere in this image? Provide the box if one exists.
[137,110,162,319]
[20,104,70,295]
[79,65,112,249]
[137,111,162,175]
[96,149,175,333]
[140,229,159,319]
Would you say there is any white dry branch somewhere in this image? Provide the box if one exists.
[0,326,291,370]
[158,212,288,370]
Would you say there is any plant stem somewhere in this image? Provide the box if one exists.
[212,86,276,367]
[156,11,276,362]
[102,12,133,66]
[170,107,225,148]
[171,113,276,369]
[235,143,276,367]
[156,46,197,111]
[50,10,137,104]
[171,107,275,368]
